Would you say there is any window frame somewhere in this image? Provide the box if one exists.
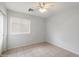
[9,16,31,34]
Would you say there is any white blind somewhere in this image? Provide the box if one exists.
[10,16,31,34]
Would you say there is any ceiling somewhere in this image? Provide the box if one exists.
[3,2,79,18]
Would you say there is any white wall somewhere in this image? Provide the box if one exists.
[7,10,46,49]
[46,7,79,55]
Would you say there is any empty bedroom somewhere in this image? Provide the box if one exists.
[0,2,79,57]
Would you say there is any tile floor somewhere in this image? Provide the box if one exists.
[1,42,79,57]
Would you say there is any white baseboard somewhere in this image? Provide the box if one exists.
[7,41,45,50]
[47,41,79,55]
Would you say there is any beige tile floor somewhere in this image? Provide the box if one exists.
[1,42,79,57]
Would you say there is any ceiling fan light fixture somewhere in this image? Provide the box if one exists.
[39,8,47,13]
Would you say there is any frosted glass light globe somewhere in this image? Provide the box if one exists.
[39,8,47,13]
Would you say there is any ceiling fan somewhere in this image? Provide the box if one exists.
[26,2,55,16]
[34,2,55,12]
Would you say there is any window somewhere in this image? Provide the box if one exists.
[0,12,3,54]
[10,16,31,34]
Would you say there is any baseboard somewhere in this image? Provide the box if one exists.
[7,42,46,51]
[47,41,79,55]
